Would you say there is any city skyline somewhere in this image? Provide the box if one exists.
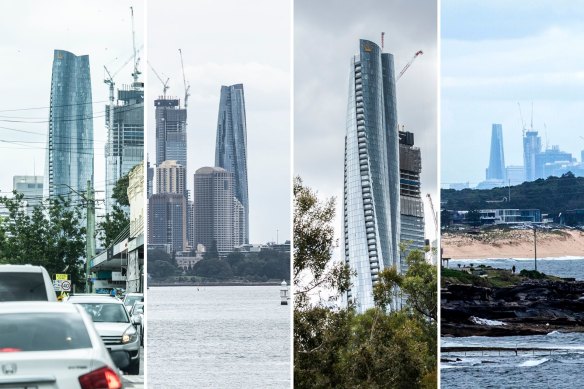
[147,0,291,244]
[0,1,144,205]
[442,0,584,186]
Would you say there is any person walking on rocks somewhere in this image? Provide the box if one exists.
[512,265,516,274]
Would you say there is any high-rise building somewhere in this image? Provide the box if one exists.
[147,160,154,199]
[105,85,144,213]
[13,175,43,212]
[523,130,541,182]
[156,160,187,195]
[193,167,235,256]
[155,98,187,167]
[148,193,186,253]
[535,145,572,179]
[398,131,424,273]
[215,84,249,244]
[343,40,400,313]
[506,165,525,186]
[45,50,93,203]
[486,124,505,181]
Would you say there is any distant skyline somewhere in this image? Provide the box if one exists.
[0,1,144,207]
[442,0,584,186]
[147,0,291,244]
[295,0,438,244]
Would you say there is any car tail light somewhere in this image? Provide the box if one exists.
[0,348,21,352]
[78,366,122,389]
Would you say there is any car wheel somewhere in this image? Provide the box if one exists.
[125,357,140,375]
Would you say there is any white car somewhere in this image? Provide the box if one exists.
[0,264,57,302]
[122,292,143,312]
[67,294,141,375]
[0,302,123,388]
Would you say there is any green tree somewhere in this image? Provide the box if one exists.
[0,193,86,288]
[98,172,132,247]
[203,240,219,260]
[293,176,351,308]
[193,258,233,279]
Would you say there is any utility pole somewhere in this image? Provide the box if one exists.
[533,225,537,272]
[86,180,96,292]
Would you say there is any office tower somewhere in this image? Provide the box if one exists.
[13,175,43,212]
[342,40,400,313]
[45,50,93,203]
[105,85,144,213]
[155,98,187,167]
[506,165,525,186]
[523,130,541,182]
[193,167,234,256]
[398,131,424,273]
[148,193,186,253]
[215,84,249,244]
[156,160,187,195]
[535,145,572,179]
[147,160,154,199]
[486,124,505,180]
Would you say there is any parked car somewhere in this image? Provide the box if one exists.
[122,292,143,312]
[129,301,144,345]
[67,294,141,375]
[0,301,123,388]
[0,264,57,302]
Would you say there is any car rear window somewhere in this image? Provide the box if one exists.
[124,296,143,306]
[77,303,130,323]
[0,272,48,301]
[0,313,92,352]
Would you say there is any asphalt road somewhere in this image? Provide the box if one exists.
[121,346,144,388]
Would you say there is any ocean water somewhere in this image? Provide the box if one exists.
[447,257,584,280]
[442,258,584,388]
[147,286,291,388]
[441,333,584,389]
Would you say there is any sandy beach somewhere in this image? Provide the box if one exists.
[442,228,584,259]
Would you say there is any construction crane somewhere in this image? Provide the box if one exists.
[148,62,170,98]
[426,193,438,236]
[397,50,423,81]
[103,66,115,136]
[178,49,191,108]
[130,6,141,83]
[518,102,526,134]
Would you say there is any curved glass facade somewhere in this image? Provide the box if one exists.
[45,50,93,203]
[215,84,249,244]
[343,40,401,313]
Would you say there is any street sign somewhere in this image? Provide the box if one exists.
[55,274,68,280]
[53,280,61,291]
[61,280,72,292]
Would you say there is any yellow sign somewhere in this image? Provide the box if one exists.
[55,274,68,280]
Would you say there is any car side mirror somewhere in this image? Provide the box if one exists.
[132,316,141,325]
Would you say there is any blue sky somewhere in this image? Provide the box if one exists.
[441,0,584,186]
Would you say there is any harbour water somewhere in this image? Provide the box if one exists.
[442,257,584,388]
[147,286,291,388]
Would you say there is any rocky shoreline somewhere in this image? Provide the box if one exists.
[442,278,584,337]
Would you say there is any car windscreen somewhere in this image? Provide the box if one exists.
[0,312,92,352]
[0,272,48,301]
[77,303,129,323]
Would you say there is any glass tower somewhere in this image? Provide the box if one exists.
[45,50,93,204]
[155,98,187,167]
[486,124,505,181]
[523,130,541,182]
[215,84,249,244]
[343,40,400,313]
[105,85,144,214]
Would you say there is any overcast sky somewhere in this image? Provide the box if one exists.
[442,0,584,187]
[294,0,438,246]
[0,0,144,210]
[147,0,291,244]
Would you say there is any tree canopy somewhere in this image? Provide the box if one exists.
[0,193,86,288]
[293,177,437,388]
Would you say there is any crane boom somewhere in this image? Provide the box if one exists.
[397,50,423,81]
[178,49,191,108]
[426,193,438,236]
[148,61,169,98]
[130,6,141,83]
